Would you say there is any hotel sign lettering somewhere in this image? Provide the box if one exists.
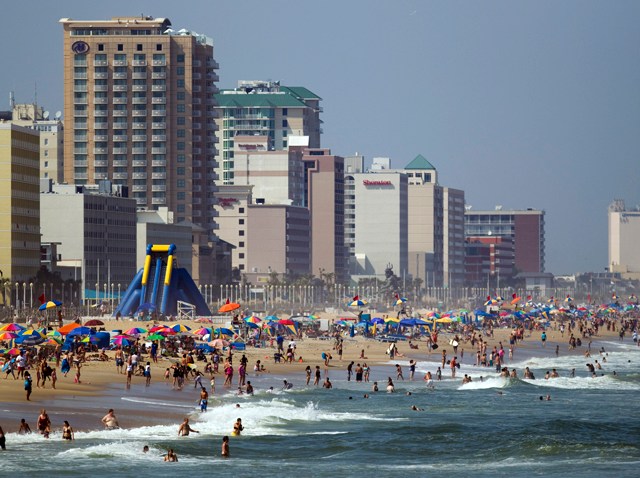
[363,179,393,186]
[217,198,238,207]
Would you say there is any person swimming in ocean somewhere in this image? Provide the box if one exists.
[178,418,199,436]
[233,418,244,436]
[386,377,395,393]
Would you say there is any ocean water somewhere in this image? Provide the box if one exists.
[2,340,640,477]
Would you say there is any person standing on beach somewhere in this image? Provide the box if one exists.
[396,364,404,380]
[0,426,5,450]
[102,409,119,429]
[355,363,364,382]
[115,348,125,374]
[24,371,33,401]
[305,365,312,385]
[541,331,547,347]
[409,360,416,381]
[347,361,354,381]
[314,366,321,386]
[221,435,230,457]
[144,362,151,387]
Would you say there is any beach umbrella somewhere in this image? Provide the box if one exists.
[214,327,234,337]
[435,318,453,323]
[81,335,100,344]
[84,319,104,326]
[16,333,45,346]
[58,322,81,335]
[394,297,408,306]
[264,315,279,322]
[371,317,384,325]
[0,331,19,340]
[147,333,166,341]
[38,300,62,311]
[0,323,25,332]
[124,327,148,336]
[218,299,240,313]
[194,317,213,323]
[148,325,169,333]
[193,327,213,336]
[278,319,295,326]
[67,327,93,337]
[46,337,62,345]
[208,338,230,349]
[170,323,191,333]
[510,294,521,305]
[349,295,367,307]
[243,315,262,325]
[384,317,400,323]
[7,347,21,356]
[111,336,131,347]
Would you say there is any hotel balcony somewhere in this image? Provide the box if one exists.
[93,135,108,141]
[113,134,128,141]
[132,147,147,154]
[94,60,108,67]
[132,121,147,129]
[93,147,107,154]
[132,84,147,91]
[112,147,128,154]
[151,134,166,141]
[151,185,166,192]
[132,185,146,192]
[132,160,147,167]
[151,72,166,79]
[113,110,128,117]
[132,135,147,142]
[132,97,147,104]
[113,72,127,79]
[133,172,147,179]
[151,147,166,154]
[74,85,88,92]
[113,172,128,180]
[113,60,127,66]
[152,97,166,104]
[151,122,166,129]
[94,172,108,180]
[151,109,166,117]
[113,98,127,104]
[151,197,166,205]
[94,72,108,79]
[94,85,108,92]
[151,159,166,167]
[113,85,127,92]
[132,110,147,116]
[132,72,147,79]
[132,60,147,66]
[152,85,166,92]
[93,97,107,104]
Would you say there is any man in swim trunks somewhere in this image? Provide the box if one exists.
[178,418,199,436]
[102,409,119,429]
[200,388,209,412]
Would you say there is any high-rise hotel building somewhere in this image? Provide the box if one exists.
[60,16,219,234]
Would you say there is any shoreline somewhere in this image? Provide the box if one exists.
[0,319,631,434]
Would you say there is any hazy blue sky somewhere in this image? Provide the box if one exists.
[2,1,638,274]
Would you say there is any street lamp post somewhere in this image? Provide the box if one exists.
[15,283,19,311]
[22,282,26,312]
[29,283,33,309]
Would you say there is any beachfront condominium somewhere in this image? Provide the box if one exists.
[608,199,640,277]
[352,172,408,280]
[0,123,41,295]
[214,80,322,184]
[395,155,466,288]
[8,102,65,184]
[464,208,546,274]
[60,16,219,235]
[301,148,346,284]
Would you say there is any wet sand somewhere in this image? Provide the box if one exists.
[0,315,622,433]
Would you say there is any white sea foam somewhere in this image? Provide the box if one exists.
[522,374,640,391]
[457,376,508,390]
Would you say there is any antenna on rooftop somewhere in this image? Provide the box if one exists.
[43,111,50,120]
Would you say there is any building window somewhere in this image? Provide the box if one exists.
[239,264,245,270]
[177,66,185,75]
[177,167,185,175]
[177,129,185,138]
[239,241,244,247]
[177,154,185,163]
[44,150,49,157]
[177,104,186,113]
[239,230,245,236]
[177,179,185,188]
[44,161,49,168]
[282,119,288,127]
[177,91,185,100]
[282,108,288,116]
[177,116,186,125]
[98,44,104,51]
[282,141,287,148]
[239,253,245,259]
[239,207,244,213]
[177,142,185,150]
[137,44,143,51]
[177,192,185,200]
[177,204,185,213]
[177,79,185,88]
[44,138,49,145]
[156,44,162,51]
[117,44,123,51]
[177,54,185,63]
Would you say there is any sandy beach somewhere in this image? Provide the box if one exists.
[0,313,625,433]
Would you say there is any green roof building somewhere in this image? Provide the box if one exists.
[215,81,322,184]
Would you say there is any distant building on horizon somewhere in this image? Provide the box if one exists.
[464,207,546,276]
[60,16,220,236]
[0,123,41,291]
[608,199,640,278]
[7,101,64,184]
[215,80,322,184]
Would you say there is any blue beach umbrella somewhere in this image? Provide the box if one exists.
[67,326,93,337]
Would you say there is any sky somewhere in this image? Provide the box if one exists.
[1,0,638,275]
